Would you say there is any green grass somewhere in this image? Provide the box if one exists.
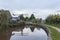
[45,23,60,28]
[43,24,60,40]
[48,27,60,40]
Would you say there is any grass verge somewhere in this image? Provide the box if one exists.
[48,27,60,40]
[43,24,60,40]
[45,23,60,28]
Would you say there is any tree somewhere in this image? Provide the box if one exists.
[30,14,35,20]
[45,15,53,23]
[24,17,29,21]
[45,14,60,24]
[0,9,11,26]
[40,18,42,23]
[19,14,24,20]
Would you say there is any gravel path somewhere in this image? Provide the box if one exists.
[45,24,60,32]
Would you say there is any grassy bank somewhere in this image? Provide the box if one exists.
[45,23,60,28]
[43,24,60,40]
[48,27,60,40]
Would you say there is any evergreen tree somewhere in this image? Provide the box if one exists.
[30,14,35,20]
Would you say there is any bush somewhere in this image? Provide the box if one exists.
[45,14,60,24]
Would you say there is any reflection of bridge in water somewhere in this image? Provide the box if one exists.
[0,23,50,40]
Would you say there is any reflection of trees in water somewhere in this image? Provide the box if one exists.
[0,26,25,40]
[30,26,40,32]
[21,29,23,36]
[36,27,40,30]
[30,27,35,32]
[0,29,12,40]
[20,26,25,36]
[0,26,41,40]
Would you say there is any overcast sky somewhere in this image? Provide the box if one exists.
[0,0,60,19]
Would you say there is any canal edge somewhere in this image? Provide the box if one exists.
[40,24,52,40]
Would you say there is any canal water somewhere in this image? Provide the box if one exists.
[0,26,48,40]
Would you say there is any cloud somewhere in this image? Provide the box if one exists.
[0,0,60,10]
[10,9,60,19]
[0,0,60,19]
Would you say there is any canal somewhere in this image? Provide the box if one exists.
[0,25,48,40]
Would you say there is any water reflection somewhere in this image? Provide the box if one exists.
[10,27,48,40]
[0,26,48,40]
[30,27,35,32]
